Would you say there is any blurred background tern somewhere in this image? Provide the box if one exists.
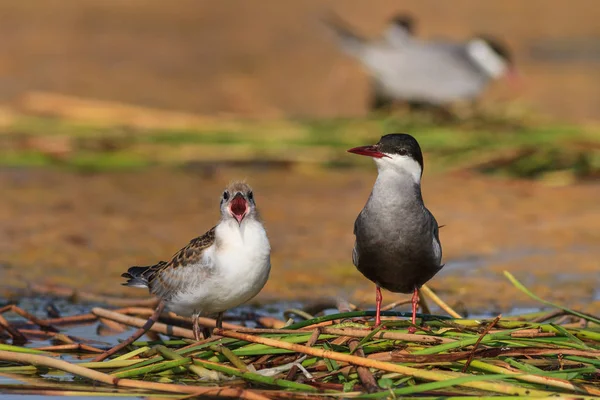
[324,12,519,113]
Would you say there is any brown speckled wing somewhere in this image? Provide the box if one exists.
[168,226,217,269]
[147,226,217,299]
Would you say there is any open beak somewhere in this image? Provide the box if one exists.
[229,193,248,224]
[347,145,390,158]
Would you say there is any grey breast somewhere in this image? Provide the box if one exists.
[358,39,490,104]
[352,179,443,293]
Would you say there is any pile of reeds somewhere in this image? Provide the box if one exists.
[0,272,598,399]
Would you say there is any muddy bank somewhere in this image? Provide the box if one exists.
[1,167,598,314]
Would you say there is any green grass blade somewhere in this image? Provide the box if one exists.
[504,271,600,325]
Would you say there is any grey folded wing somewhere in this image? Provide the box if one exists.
[427,209,443,268]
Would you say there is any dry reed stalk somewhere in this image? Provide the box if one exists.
[0,350,116,384]
[216,329,558,397]
[92,302,165,362]
[98,317,128,334]
[229,328,310,334]
[285,328,321,381]
[511,329,556,338]
[34,344,104,353]
[417,290,432,316]
[462,315,501,372]
[319,327,455,344]
[348,339,378,393]
[0,305,58,332]
[0,349,270,399]
[42,313,98,326]
[258,316,287,329]
[91,306,193,341]
[0,314,27,343]
[17,330,75,344]
[115,306,244,330]
[420,285,462,318]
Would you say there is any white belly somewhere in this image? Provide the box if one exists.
[167,219,271,316]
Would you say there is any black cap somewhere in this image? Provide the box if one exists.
[389,14,416,34]
[474,34,513,64]
[377,133,424,171]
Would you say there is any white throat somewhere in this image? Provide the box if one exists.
[466,39,507,79]
[374,154,422,185]
[384,25,411,47]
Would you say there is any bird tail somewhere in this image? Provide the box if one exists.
[321,11,366,57]
[121,266,154,288]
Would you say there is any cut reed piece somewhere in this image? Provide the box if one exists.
[257,316,287,329]
[511,328,556,338]
[92,302,165,362]
[42,313,98,326]
[0,314,27,343]
[285,328,320,381]
[91,306,194,341]
[98,317,128,334]
[348,338,378,393]
[0,305,59,332]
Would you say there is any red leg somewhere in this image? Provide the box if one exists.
[408,287,419,334]
[375,285,382,328]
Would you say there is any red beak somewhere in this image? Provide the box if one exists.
[505,66,523,90]
[347,145,389,158]
[229,193,248,223]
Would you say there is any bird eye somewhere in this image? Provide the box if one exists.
[222,191,229,201]
[398,148,408,156]
[248,191,253,201]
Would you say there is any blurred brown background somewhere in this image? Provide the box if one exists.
[1,0,599,314]
[1,0,599,122]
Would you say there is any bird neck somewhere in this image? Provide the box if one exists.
[369,167,424,210]
[374,156,422,186]
[217,217,262,244]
